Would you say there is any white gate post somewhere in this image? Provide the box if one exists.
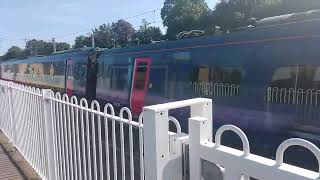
[190,100,212,142]
[143,108,169,180]
[42,89,57,180]
[143,98,212,180]
[189,100,213,180]
[189,116,212,180]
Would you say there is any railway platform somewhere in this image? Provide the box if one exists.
[0,131,40,180]
[0,143,25,179]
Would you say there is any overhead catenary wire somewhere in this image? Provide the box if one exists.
[133,19,163,28]
[1,7,164,53]
[2,8,163,42]
[1,19,163,47]
[55,8,162,40]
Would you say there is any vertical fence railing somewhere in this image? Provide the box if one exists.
[2,79,320,180]
[46,91,147,180]
[0,80,150,180]
[0,81,12,143]
[42,89,57,180]
[0,81,49,179]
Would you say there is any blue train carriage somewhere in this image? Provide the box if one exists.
[0,48,99,99]
[94,10,320,169]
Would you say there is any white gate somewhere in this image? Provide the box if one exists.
[142,95,320,180]
[0,79,320,180]
[188,118,320,180]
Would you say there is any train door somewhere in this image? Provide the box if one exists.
[130,57,151,116]
[66,59,74,96]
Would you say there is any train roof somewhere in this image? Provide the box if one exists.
[100,11,320,57]
[51,47,95,55]
[256,9,320,27]
[1,48,95,65]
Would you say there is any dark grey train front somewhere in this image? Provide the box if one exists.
[2,10,320,169]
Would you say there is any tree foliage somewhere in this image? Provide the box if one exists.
[26,39,70,56]
[111,19,136,47]
[133,19,163,45]
[94,23,114,48]
[1,46,26,60]
[159,0,320,35]
[74,19,162,48]
[211,0,320,32]
[74,19,136,48]
[161,0,210,39]
[1,40,70,61]
[252,0,320,19]
[74,35,92,49]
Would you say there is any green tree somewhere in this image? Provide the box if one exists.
[161,0,210,39]
[212,0,279,32]
[56,42,70,52]
[252,0,320,19]
[94,23,114,48]
[74,24,115,49]
[133,19,163,45]
[25,39,70,56]
[210,0,320,32]
[111,19,136,47]
[2,46,26,60]
[74,35,92,49]
[74,20,135,48]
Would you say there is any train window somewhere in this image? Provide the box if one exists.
[43,63,51,75]
[267,65,320,105]
[74,63,87,86]
[67,64,74,77]
[97,63,112,90]
[51,61,65,89]
[135,63,148,90]
[111,66,128,91]
[53,61,65,76]
[49,63,54,76]
[297,65,320,90]
[148,67,167,96]
[189,66,243,97]
[97,63,128,92]
[270,66,296,89]
[191,66,244,85]
[269,65,320,90]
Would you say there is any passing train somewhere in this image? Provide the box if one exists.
[2,10,320,169]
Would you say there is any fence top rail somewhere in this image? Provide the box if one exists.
[144,98,211,112]
[46,95,142,128]
[0,81,43,96]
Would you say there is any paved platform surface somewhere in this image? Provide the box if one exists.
[0,144,26,180]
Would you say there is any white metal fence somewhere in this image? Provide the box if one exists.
[266,87,320,106]
[0,79,320,180]
[0,80,149,180]
[47,92,147,180]
[187,82,240,97]
[0,80,49,178]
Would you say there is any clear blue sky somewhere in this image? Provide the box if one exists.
[0,0,217,55]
